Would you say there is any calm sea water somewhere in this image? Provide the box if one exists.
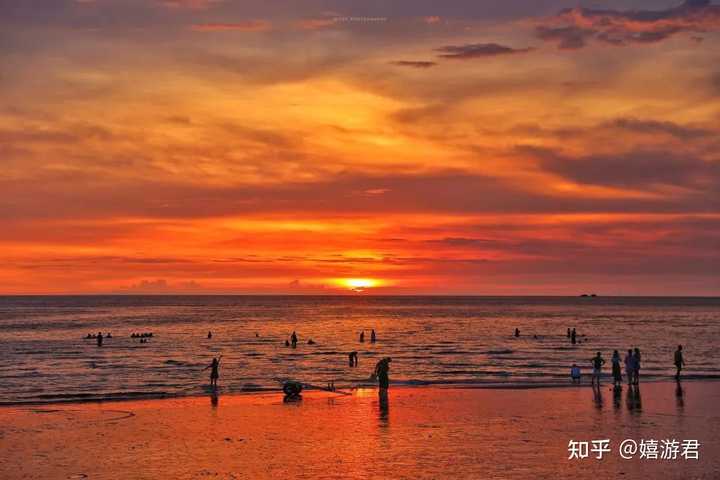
[0,296,718,404]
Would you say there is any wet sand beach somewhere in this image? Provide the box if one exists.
[1,381,718,480]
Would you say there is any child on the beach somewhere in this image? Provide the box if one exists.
[570,364,581,384]
[203,356,222,388]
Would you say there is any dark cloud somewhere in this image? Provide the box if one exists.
[608,117,713,140]
[390,60,437,68]
[529,147,720,190]
[537,0,720,49]
[2,167,718,222]
[435,43,533,59]
[535,25,594,50]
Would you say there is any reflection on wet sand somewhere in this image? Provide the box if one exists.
[2,384,719,480]
[378,389,389,426]
[592,385,603,410]
[612,385,622,410]
[676,379,684,411]
[625,385,642,413]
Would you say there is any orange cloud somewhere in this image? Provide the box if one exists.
[190,20,272,32]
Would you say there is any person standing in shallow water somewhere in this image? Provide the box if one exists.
[204,356,221,388]
[96,332,103,347]
[632,348,642,385]
[291,331,298,348]
[514,328,520,337]
[611,350,622,388]
[570,328,577,345]
[374,357,392,390]
[370,329,377,343]
[624,349,634,385]
[674,345,685,380]
[590,352,605,387]
[359,331,365,343]
[348,351,358,367]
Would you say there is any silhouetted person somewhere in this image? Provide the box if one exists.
[514,328,520,337]
[570,364,581,384]
[632,348,641,385]
[208,331,212,339]
[370,329,377,343]
[96,332,103,347]
[283,381,303,401]
[571,328,577,345]
[307,338,316,345]
[611,350,622,388]
[567,328,571,338]
[204,356,221,388]
[674,345,685,380]
[624,349,634,385]
[106,333,112,339]
[359,331,365,343]
[590,352,605,387]
[285,339,290,347]
[374,357,392,390]
[348,351,358,367]
[291,331,298,348]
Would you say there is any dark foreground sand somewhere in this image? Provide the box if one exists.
[1,381,718,479]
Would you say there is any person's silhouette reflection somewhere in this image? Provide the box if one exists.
[626,385,642,413]
[633,385,642,411]
[378,388,389,424]
[613,385,622,410]
[675,379,685,410]
[210,390,219,408]
[592,384,603,409]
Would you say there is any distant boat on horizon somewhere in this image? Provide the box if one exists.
[580,294,598,297]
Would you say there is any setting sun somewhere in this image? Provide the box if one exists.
[335,278,382,292]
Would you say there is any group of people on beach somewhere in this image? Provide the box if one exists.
[201,327,684,398]
[204,329,390,395]
[572,345,685,387]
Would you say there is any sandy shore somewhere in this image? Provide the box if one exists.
[1,381,718,479]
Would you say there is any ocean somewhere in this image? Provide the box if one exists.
[0,295,718,404]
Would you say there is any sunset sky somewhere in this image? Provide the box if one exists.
[1,0,719,295]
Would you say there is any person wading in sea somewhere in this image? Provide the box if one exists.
[374,357,392,391]
[204,356,222,388]
[674,345,685,380]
